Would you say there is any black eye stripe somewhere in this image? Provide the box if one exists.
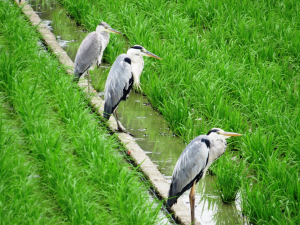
[206,129,220,135]
[99,22,108,28]
[130,45,143,50]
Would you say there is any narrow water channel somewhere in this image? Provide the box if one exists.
[28,0,247,224]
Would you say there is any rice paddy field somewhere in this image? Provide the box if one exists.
[0,1,164,224]
[2,0,300,224]
[54,0,300,224]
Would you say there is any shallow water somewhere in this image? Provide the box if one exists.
[117,92,247,225]
[28,0,247,224]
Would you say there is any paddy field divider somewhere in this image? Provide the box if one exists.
[32,0,300,223]
[15,1,199,224]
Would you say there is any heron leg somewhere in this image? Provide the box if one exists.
[87,70,90,93]
[189,181,196,224]
[113,109,126,132]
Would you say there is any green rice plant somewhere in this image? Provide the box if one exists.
[0,94,67,224]
[0,1,164,224]
[241,180,284,225]
[240,128,276,166]
[242,156,300,225]
[40,62,163,225]
[213,153,246,203]
[91,66,110,91]
[34,0,300,222]
[8,60,110,224]
[52,9,65,32]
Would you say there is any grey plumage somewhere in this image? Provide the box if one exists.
[167,127,242,218]
[73,22,121,82]
[73,32,107,81]
[104,54,133,119]
[167,135,210,207]
[103,45,161,132]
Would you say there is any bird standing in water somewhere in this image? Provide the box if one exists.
[103,45,161,132]
[167,128,242,224]
[73,22,122,91]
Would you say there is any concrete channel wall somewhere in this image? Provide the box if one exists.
[16,1,201,224]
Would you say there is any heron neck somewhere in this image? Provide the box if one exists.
[126,52,144,89]
[131,58,144,89]
[99,31,109,42]
[96,27,110,44]
[206,137,226,169]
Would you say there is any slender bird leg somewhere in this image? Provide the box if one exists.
[87,70,90,93]
[113,109,126,132]
[189,181,196,224]
[112,109,134,136]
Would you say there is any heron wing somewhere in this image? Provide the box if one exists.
[167,135,210,207]
[104,54,133,119]
[74,32,101,75]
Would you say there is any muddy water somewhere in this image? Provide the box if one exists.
[28,0,247,224]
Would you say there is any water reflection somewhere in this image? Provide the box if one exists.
[179,176,247,225]
[117,92,185,176]
[28,0,247,224]
[29,0,109,86]
[118,93,247,225]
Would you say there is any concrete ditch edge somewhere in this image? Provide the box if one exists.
[16,1,201,224]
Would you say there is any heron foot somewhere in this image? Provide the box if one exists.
[117,130,134,137]
[117,127,126,132]
[116,125,134,137]
[116,122,127,133]
[126,131,135,137]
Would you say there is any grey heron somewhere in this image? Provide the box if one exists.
[103,45,161,132]
[167,128,242,224]
[73,22,122,90]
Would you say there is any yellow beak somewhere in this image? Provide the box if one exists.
[145,51,162,60]
[223,132,242,137]
[107,28,122,34]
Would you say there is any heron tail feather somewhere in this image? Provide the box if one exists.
[103,111,111,120]
[103,102,112,120]
[73,72,82,83]
[167,183,178,207]
[167,197,178,208]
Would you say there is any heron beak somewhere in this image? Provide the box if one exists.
[145,51,162,60]
[223,132,242,137]
[107,28,122,34]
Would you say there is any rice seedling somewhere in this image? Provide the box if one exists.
[28,0,300,223]
[0,93,67,224]
[0,1,164,224]
[213,153,246,203]
[90,66,110,91]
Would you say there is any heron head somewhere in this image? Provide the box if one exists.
[127,45,162,60]
[97,22,122,34]
[207,128,242,139]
